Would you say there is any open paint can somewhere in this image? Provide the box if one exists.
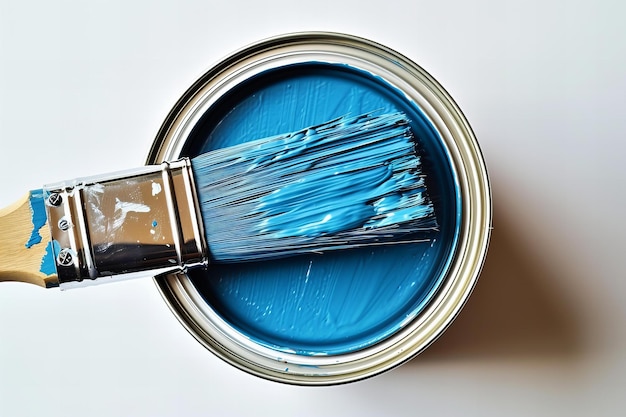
[147,32,491,385]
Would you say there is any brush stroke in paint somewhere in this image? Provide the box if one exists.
[186,63,459,354]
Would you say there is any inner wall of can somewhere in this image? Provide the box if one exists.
[148,33,491,385]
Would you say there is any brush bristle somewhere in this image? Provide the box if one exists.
[191,112,437,263]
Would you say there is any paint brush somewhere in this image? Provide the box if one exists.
[0,112,437,289]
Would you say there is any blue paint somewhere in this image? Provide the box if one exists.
[25,189,58,277]
[39,240,60,276]
[191,112,436,262]
[25,189,48,248]
[25,190,60,275]
[185,63,459,354]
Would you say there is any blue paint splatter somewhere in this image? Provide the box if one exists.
[39,240,60,276]
[26,189,48,248]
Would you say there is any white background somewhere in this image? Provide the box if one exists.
[1,1,625,416]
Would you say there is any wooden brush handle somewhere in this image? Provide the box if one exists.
[0,192,58,288]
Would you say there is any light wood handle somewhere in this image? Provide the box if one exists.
[0,191,58,288]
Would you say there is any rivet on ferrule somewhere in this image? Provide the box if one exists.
[58,217,71,231]
[47,192,62,207]
[56,248,74,267]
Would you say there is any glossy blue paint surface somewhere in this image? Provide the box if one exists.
[186,63,459,355]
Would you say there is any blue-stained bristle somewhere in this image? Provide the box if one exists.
[191,112,437,263]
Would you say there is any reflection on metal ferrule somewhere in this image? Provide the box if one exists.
[44,159,207,289]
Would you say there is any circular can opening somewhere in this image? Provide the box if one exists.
[148,32,491,385]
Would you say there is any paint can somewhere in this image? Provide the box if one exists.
[147,32,491,385]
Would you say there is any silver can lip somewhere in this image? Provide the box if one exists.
[147,32,492,385]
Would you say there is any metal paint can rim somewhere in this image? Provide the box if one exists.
[147,32,492,385]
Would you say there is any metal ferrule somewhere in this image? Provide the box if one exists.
[44,158,208,290]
